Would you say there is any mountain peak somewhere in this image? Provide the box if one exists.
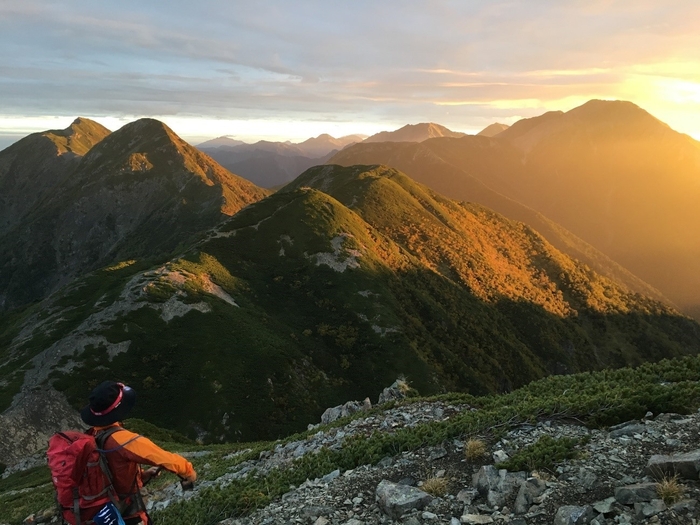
[364,123,466,143]
[41,117,111,156]
[477,123,510,137]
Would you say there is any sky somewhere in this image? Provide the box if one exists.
[1,1,700,148]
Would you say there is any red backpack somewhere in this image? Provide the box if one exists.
[47,428,122,525]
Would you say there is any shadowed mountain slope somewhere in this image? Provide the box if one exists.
[329,100,700,318]
[0,118,111,232]
[4,165,697,443]
[0,118,268,311]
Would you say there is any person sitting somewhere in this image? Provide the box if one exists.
[81,380,197,525]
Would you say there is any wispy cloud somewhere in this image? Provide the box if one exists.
[1,1,700,141]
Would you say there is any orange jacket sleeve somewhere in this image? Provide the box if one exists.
[107,428,196,479]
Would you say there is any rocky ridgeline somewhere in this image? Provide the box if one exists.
[16,383,700,525]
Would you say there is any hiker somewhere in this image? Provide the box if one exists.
[81,380,197,525]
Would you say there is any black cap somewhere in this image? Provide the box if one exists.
[80,381,136,426]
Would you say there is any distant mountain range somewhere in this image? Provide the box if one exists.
[330,100,700,320]
[197,133,364,188]
[1,101,699,451]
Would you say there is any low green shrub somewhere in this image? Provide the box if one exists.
[497,435,581,472]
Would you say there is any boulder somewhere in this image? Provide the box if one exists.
[614,483,658,504]
[375,480,433,519]
[646,450,700,480]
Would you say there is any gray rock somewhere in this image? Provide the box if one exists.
[614,483,658,504]
[460,515,494,524]
[321,469,340,483]
[514,477,547,515]
[646,450,700,480]
[633,499,666,519]
[553,505,595,525]
[376,456,392,468]
[655,413,684,423]
[493,450,509,463]
[321,401,363,424]
[609,424,646,438]
[451,518,461,525]
[378,379,410,404]
[592,497,616,515]
[302,506,334,519]
[456,488,477,504]
[344,520,365,525]
[574,468,597,490]
[671,499,697,512]
[375,480,433,519]
[422,511,438,520]
[473,466,527,508]
[427,446,447,461]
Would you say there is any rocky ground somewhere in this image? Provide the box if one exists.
[206,409,700,525]
[16,383,700,525]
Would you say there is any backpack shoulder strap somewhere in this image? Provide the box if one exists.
[94,426,124,450]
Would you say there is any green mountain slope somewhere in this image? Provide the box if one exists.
[3,165,697,444]
[0,119,268,311]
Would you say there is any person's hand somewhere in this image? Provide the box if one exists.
[179,470,197,491]
[141,467,162,484]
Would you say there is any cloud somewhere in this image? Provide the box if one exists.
[1,1,700,140]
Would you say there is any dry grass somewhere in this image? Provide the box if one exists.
[464,439,487,461]
[421,476,448,497]
[657,475,684,505]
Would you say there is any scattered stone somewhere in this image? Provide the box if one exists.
[633,499,666,519]
[553,505,595,525]
[427,446,448,461]
[460,514,494,524]
[592,497,616,515]
[375,480,433,519]
[492,450,509,463]
[614,482,658,504]
[514,477,546,514]
[609,424,646,438]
